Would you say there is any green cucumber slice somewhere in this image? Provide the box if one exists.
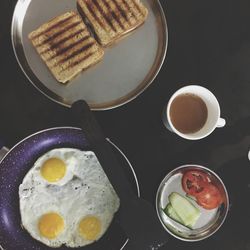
[169,192,201,227]
[164,203,184,224]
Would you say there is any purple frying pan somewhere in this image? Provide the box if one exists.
[0,127,140,250]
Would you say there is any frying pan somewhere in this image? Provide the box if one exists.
[0,127,140,250]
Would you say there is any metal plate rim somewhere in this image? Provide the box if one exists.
[11,0,168,110]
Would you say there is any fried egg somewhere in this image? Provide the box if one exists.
[19,148,120,248]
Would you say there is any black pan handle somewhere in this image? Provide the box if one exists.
[71,101,169,249]
[71,100,136,202]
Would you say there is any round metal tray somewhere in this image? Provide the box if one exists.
[11,0,168,110]
[156,165,229,241]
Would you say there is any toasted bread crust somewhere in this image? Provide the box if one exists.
[77,0,148,47]
[29,11,104,83]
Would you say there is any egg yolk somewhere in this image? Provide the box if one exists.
[40,158,66,182]
[38,212,64,239]
[79,216,102,241]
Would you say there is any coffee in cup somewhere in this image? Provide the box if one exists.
[169,93,208,134]
[163,85,226,140]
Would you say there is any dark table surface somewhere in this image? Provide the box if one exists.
[1,0,250,249]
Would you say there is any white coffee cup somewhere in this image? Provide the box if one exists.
[163,85,226,140]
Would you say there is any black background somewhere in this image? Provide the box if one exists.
[1,0,250,249]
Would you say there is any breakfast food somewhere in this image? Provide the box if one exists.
[19,148,120,248]
[162,169,224,229]
[164,192,201,228]
[159,166,228,241]
[77,0,148,46]
[169,94,208,134]
[182,170,223,210]
[28,11,104,83]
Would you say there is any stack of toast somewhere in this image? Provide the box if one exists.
[29,0,148,83]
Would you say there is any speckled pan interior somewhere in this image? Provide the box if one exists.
[0,127,137,250]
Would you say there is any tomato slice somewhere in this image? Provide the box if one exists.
[196,184,223,210]
[182,170,211,196]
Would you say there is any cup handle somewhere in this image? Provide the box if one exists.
[217,118,226,128]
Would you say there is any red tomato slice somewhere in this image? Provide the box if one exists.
[182,170,211,196]
[196,184,223,210]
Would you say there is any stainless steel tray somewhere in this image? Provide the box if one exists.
[12,0,167,110]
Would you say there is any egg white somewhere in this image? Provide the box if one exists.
[32,148,78,186]
[19,149,120,248]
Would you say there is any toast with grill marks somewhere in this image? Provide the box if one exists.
[28,11,104,83]
[77,0,148,47]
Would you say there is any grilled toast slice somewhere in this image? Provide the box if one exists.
[28,11,104,83]
[77,0,148,47]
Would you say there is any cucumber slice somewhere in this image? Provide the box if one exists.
[164,203,184,224]
[169,192,201,227]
